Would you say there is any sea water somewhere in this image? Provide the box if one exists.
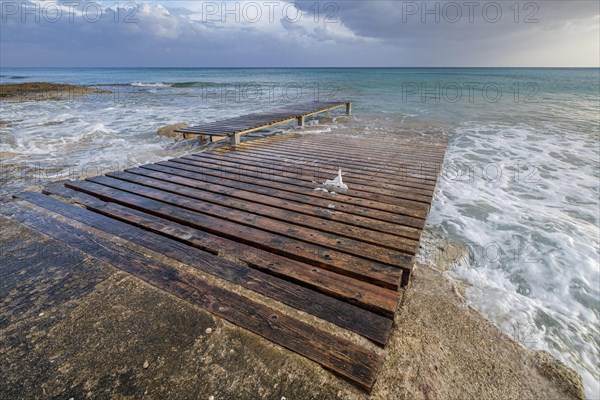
[1,67,598,397]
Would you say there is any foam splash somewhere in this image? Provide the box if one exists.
[323,168,348,191]
[427,122,600,396]
[131,82,172,88]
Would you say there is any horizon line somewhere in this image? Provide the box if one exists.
[2,66,599,69]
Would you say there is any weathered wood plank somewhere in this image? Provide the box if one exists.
[83,175,415,266]
[262,137,448,163]
[106,171,419,254]
[214,145,441,185]
[211,141,444,178]
[194,151,438,192]
[4,202,381,390]
[63,179,405,289]
[233,141,443,180]
[123,166,422,240]
[17,191,395,345]
[237,135,446,167]
[134,164,426,230]
[177,101,348,140]
[185,154,436,197]
[166,157,431,210]
[260,132,448,154]
[152,161,430,219]
[42,184,401,318]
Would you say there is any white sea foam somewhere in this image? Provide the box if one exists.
[131,82,172,88]
[424,121,600,396]
[323,168,348,191]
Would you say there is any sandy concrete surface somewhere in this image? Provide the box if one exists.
[0,213,585,400]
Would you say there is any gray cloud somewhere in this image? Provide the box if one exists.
[0,0,598,66]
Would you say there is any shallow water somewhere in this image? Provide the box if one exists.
[1,67,599,397]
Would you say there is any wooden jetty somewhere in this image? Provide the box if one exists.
[176,101,351,144]
[5,111,447,391]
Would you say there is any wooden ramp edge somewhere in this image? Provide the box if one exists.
[6,131,448,391]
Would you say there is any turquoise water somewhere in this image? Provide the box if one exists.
[1,68,599,397]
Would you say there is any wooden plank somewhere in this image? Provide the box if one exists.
[219,140,445,172]
[43,184,400,318]
[83,175,415,266]
[294,140,447,161]
[182,131,225,138]
[176,102,347,137]
[177,155,435,201]
[17,191,394,345]
[249,130,447,152]
[240,135,446,166]
[123,166,422,240]
[185,153,436,196]
[263,138,447,160]
[153,160,429,220]
[252,142,446,173]
[278,136,448,160]
[166,157,432,209]
[134,164,426,230]
[106,171,419,254]
[63,179,404,289]
[213,144,442,183]
[4,203,381,390]
[202,150,439,192]
[237,141,443,179]
[195,151,438,192]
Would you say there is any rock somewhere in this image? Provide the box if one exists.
[143,360,149,369]
[157,123,189,138]
[165,136,203,151]
[39,121,64,127]
[0,82,109,102]
[205,328,212,334]
[534,351,586,400]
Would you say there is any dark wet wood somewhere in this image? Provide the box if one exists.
[103,171,419,254]
[41,183,401,319]
[6,202,381,390]
[8,129,447,393]
[184,154,435,198]
[177,101,349,139]
[16,191,394,345]
[166,156,432,207]
[257,137,447,164]
[138,163,427,229]
[156,160,429,218]
[191,151,437,192]
[208,145,442,185]
[63,179,405,289]
[121,167,422,240]
[232,141,443,181]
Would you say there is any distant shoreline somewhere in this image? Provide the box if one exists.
[0,82,110,103]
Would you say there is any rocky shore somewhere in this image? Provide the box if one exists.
[0,82,109,102]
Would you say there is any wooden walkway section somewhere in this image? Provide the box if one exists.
[176,101,351,144]
[6,130,447,391]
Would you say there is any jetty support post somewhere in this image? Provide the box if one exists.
[297,116,305,127]
[230,133,241,146]
[346,102,352,115]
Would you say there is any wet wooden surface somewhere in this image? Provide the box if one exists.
[5,131,447,391]
[176,101,349,139]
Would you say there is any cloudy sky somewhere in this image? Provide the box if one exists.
[1,0,599,67]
